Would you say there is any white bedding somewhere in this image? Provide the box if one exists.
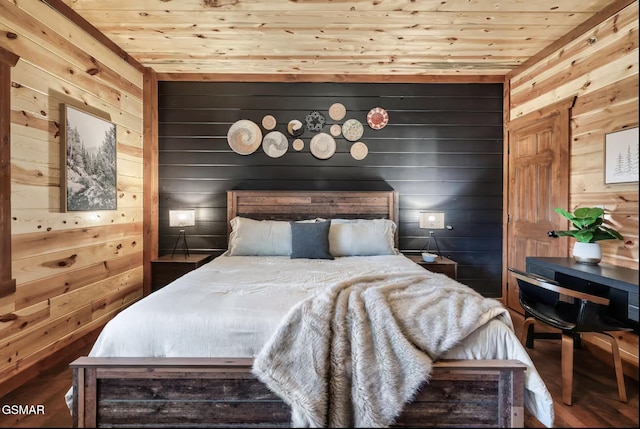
[67,253,554,427]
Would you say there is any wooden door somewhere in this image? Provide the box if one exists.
[506,101,571,313]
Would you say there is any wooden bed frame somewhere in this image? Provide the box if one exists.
[71,190,527,428]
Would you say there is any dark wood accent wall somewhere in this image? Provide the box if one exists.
[158,82,503,297]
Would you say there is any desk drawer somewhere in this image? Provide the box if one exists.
[629,292,639,323]
[526,263,556,282]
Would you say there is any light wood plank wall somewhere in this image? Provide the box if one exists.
[508,1,639,374]
[0,1,144,388]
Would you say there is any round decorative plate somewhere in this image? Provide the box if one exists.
[262,115,277,130]
[330,124,342,137]
[287,119,304,137]
[342,119,364,142]
[366,107,389,130]
[292,138,304,151]
[262,131,288,158]
[329,103,346,121]
[227,119,262,155]
[305,111,326,132]
[350,141,368,160]
[310,133,336,160]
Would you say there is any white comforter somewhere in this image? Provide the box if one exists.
[68,254,554,427]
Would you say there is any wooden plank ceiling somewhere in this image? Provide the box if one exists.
[59,0,618,76]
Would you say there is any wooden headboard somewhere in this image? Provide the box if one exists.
[227,190,400,247]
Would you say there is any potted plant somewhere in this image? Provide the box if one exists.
[551,207,623,265]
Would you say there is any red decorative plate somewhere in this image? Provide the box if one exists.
[367,107,389,130]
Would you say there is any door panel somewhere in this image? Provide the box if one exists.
[507,105,570,313]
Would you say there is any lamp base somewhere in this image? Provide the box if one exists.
[171,230,190,259]
[421,231,442,259]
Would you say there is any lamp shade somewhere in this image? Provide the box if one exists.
[419,212,445,229]
[169,209,195,227]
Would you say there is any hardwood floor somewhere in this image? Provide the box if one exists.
[0,310,637,428]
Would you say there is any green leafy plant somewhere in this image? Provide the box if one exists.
[552,207,623,243]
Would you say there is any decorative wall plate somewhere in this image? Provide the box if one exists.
[262,115,277,130]
[305,111,326,132]
[262,131,288,158]
[342,119,364,142]
[350,141,368,160]
[310,133,336,160]
[366,107,389,130]
[330,124,342,137]
[292,139,304,151]
[287,119,304,137]
[227,119,262,155]
[329,103,346,121]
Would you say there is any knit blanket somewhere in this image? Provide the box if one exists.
[252,272,509,428]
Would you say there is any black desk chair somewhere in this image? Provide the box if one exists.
[508,267,632,405]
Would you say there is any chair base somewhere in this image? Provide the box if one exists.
[521,317,627,405]
[522,317,581,349]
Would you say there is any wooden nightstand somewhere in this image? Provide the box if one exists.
[151,254,213,292]
[405,254,458,280]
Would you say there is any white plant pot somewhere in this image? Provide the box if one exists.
[572,242,602,265]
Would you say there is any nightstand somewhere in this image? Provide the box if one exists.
[405,254,458,280]
[151,254,213,292]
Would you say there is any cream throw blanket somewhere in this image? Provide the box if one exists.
[252,272,509,428]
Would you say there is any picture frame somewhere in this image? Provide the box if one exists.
[61,104,117,212]
[604,127,639,184]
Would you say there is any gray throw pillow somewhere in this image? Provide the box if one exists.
[290,220,334,259]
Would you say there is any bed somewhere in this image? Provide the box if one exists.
[68,190,554,428]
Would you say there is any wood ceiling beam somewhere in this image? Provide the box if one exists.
[40,0,145,73]
[156,73,505,83]
[506,0,637,80]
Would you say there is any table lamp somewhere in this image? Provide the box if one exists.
[419,211,445,260]
[169,209,195,258]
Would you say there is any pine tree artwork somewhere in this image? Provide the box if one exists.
[605,127,639,184]
[62,104,117,211]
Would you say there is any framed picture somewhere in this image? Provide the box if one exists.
[61,104,117,212]
[605,127,639,184]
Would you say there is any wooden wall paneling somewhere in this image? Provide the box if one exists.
[158,82,504,297]
[11,222,142,260]
[9,206,145,236]
[0,306,92,378]
[0,0,145,395]
[49,267,143,319]
[509,1,639,119]
[11,236,142,286]
[0,304,114,391]
[14,253,143,312]
[8,0,143,87]
[90,283,143,321]
[0,301,49,342]
[508,1,638,373]
[6,56,142,122]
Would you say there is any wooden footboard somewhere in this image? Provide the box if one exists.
[71,357,525,428]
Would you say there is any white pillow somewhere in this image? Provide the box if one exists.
[228,216,292,256]
[329,218,397,256]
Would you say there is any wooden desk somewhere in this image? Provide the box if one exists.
[526,257,639,325]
